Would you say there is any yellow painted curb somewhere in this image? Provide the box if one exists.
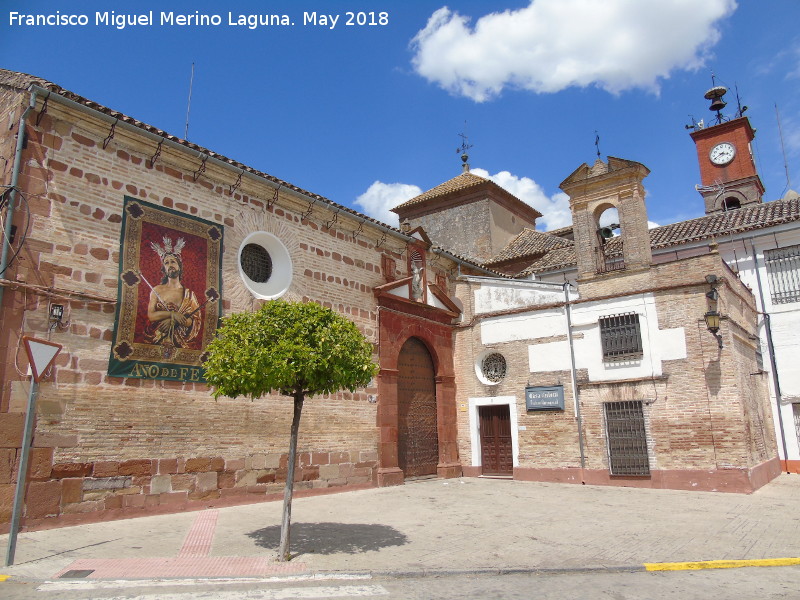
[645,557,800,571]
[0,575,10,581]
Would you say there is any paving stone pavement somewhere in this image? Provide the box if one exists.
[1,474,799,581]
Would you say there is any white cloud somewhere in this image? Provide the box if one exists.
[411,0,737,102]
[355,169,657,233]
[471,168,572,230]
[354,181,423,227]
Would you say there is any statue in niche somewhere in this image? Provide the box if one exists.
[411,263,424,301]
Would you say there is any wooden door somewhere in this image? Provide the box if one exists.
[397,337,439,478]
[479,405,513,475]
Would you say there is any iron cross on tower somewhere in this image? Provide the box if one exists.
[457,123,474,172]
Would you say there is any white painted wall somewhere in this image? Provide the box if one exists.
[478,290,686,382]
[473,279,572,314]
[715,226,800,463]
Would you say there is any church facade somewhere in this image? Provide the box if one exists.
[0,70,784,530]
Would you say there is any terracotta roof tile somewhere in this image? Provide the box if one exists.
[519,197,800,275]
[649,197,800,248]
[487,228,573,264]
[392,171,492,211]
[545,225,574,238]
[519,246,577,275]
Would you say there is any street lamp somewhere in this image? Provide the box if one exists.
[704,310,723,349]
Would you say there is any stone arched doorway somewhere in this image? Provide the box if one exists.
[397,337,439,478]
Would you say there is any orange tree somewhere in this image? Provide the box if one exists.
[203,300,377,561]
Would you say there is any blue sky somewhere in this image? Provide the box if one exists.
[2,1,799,231]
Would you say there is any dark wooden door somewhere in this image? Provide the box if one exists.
[479,405,513,475]
[397,337,439,478]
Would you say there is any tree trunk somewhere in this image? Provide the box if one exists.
[278,390,304,561]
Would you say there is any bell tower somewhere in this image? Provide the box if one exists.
[688,84,764,214]
[560,157,652,282]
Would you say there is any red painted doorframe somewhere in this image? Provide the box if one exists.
[373,294,461,486]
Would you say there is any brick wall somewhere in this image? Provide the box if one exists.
[453,253,778,492]
[0,85,458,527]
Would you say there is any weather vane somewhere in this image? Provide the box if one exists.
[594,130,601,159]
[456,121,473,171]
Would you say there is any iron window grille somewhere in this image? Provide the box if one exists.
[604,400,650,476]
[755,344,764,372]
[599,313,643,362]
[481,353,507,383]
[794,404,800,447]
[240,243,273,283]
[595,239,625,274]
[764,244,800,305]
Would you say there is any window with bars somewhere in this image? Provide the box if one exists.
[755,344,764,372]
[240,243,273,283]
[793,404,800,448]
[595,240,625,274]
[599,313,643,361]
[764,244,800,305]
[604,400,650,476]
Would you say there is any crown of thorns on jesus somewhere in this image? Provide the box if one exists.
[150,236,186,260]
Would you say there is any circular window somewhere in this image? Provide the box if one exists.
[477,352,507,385]
[237,231,292,299]
[240,243,273,283]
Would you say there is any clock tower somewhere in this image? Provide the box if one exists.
[689,85,765,214]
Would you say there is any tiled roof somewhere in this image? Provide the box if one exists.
[544,225,574,238]
[431,246,510,278]
[649,196,800,248]
[518,196,800,275]
[487,228,573,264]
[392,171,492,211]
[519,246,577,275]
[0,69,419,247]
[0,70,54,91]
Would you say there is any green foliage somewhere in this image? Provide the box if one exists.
[204,300,377,400]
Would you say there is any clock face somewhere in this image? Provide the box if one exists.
[710,142,736,165]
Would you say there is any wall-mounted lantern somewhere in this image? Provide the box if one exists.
[704,310,723,348]
[704,274,723,349]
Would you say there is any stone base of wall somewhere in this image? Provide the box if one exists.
[781,459,800,474]
[436,462,463,479]
[376,467,404,487]
[376,464,462,486]
[3,480,374,534]
[509,458,781,493]
[0,449,378,532]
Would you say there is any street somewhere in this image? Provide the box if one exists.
[2,567,800,599]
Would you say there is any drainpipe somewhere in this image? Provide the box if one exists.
[0,89,38,309]
[563,282,587,478]
[748,238,790,473]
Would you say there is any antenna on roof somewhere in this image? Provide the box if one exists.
[734,83,748,119]
[184,62,195,140]
[456,121,473,173]
[776,103,792,198]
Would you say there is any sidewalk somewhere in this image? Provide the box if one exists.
[2,474,800,581]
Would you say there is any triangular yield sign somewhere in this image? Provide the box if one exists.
[22,336,62,383]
